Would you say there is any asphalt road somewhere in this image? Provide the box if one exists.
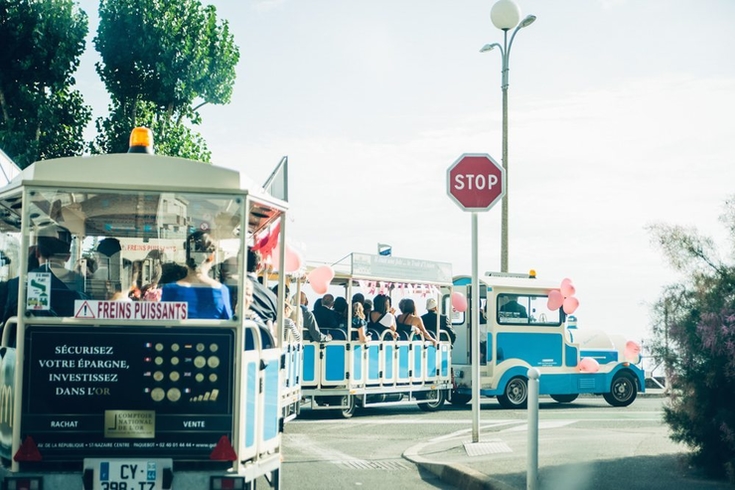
[255,395,728,489]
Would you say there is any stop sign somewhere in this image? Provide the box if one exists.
[447,153,505,211]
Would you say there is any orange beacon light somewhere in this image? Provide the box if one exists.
[128,127,154,154]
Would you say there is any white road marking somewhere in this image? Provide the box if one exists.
[284,433,410,470]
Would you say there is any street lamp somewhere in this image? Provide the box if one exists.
[480,0,536,273]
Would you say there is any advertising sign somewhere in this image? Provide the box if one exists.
[22,326,234,460]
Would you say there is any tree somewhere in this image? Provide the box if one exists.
[0,0,91,169]
[91,0,239,159]
[647,197,735,481]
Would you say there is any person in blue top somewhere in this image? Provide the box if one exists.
[161,230,232,319]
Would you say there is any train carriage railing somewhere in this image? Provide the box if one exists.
[299,252,454,416]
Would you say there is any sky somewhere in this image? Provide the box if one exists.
[73,0,735,346]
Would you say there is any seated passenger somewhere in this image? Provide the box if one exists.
[351,301,371,343]
[283,302,301,343]
[292,292,331,342]
[242,278,272,349]
[161,231,232,319]
[333,296,348,330]
[367,294,398,340]
[500,294,528,318]
[396,298,438,346]
[421,298,455,344]
[246,247,278,329]
[313,293,339,330]
[3,225,84,322]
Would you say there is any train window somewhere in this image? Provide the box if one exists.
[7,187,247,320]
[497,293,562,326]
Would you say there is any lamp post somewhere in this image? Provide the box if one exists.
[480,0,535,273]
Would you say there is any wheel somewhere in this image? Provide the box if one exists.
[603,372,637,407]
[550,394,579,403]
[339,395,356,418]
[418,390,446,412]
[449,392,471,406]
[497,376,528,409]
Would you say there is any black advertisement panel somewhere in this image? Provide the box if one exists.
[22,325,235,460]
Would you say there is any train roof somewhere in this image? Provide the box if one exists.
[319,252,454,286]
[454,273,559,292]
[2,154,263,196]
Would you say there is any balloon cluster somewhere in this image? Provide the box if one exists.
[578,357,600,373]
[624,340,641,362]
[308,265,335,294]
[451,291,467,312]
[270,243,304,274]
[547,278,579,315]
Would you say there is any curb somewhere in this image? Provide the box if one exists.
[414,460,517,490]
[403,438,518,490]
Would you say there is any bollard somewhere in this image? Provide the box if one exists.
[527,367,540,490]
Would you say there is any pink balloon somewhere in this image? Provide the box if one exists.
[547,290,564,310]
[451,292,467,312]
[308,265,334,295]
[560,281,576,298]
[563,296,579,314]
[270,244,303,273]
[624,341,641,361]
[578,357,600,373]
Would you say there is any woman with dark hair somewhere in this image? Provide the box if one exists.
[333,296,348,329]
[366,294,398,340]
[396,298,438,346]
[161,231,232,319]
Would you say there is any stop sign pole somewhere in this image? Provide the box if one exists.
[447,153,505,444]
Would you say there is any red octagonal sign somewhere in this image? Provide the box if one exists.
[447,153,505,211]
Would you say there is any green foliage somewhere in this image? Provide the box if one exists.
[93,100,210,161]
[647,201,735,481]
[91,0,238,159]
[0,0,91,168]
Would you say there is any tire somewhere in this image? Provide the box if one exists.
[449,392,471,406]
[497,376,528,409]
[603,372,637,407]
[550,394,579,403]
[339,395,356,418]
[418,390,446,412]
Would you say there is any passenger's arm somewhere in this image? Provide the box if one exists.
[415,317,438,346]
[380,313,399,339]
[304,310,329,342]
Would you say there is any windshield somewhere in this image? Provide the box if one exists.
[0,187,248,323]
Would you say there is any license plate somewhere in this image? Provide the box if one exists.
[85,458,171,490]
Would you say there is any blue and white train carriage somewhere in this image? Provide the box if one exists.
[450,271,645,409]
[0,128,289,489]
[300,253,454,418]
